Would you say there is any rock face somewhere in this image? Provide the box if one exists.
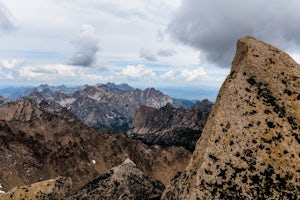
[67,86,175,130]
[0,99,190,193]
[68,159,164,200]
[0,177,72,200]
[127,100,212,151]
[162,37,300,199]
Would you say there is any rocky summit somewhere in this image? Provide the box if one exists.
[127,100,212,151]
[68,159,164,200]
[162,37,300,199]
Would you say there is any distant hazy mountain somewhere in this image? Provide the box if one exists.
[0,96,9,105]
[0,86,34,99]
[98,82,135,92]
[0,84,85,100]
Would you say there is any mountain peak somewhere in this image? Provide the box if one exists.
[232,36,297,72]
[123,158,136,167]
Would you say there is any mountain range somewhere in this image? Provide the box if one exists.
[0,83,197,131]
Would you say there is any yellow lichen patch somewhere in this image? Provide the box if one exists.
[0,177,72,200]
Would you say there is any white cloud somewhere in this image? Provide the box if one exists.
[0,72,14,80]
[20,65,70,80]
[19,64,104,82]
[117,64,156,79]
[160,70,176,80]
[181,67,208,81]
[0,59,23,69]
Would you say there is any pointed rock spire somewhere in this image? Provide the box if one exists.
[162,36,300,199]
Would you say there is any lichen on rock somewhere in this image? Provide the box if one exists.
[162,36,300,199]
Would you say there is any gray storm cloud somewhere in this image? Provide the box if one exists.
[69,24,99,67]
[140,48,157,62]
[0,2,16,32]
[157,49,176,57]
[169,0,300,67]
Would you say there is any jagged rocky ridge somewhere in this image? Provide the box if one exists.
[22,83,193,131]
[0,99,191,193]
[127,99,213,151]
[162,37,300,199]
[68,159,164,200]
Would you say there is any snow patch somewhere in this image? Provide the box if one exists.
[0,183,5,194]
[58,98,76,107]
[106,115,114,120]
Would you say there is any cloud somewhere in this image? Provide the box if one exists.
[181,67,208,81]
[0,2,16,32]
[117,64,156,79]
[0,59,23,69]
[157,49,177,57]
[0,71,14,80]
[160,70,176,80]
[169,0,300,67]
[140,48,157,61]
[20,64,75,80]
[19,64,104,82]
[69,24,99,67]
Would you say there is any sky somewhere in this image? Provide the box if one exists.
[1,0,300,100]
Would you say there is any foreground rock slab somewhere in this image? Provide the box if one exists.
[162,37,300,199]
[0,177,72,200]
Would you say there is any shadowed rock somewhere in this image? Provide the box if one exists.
[127,100,212,151]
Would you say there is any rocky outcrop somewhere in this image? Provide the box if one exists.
[162,37,300,199]
[0,99,77,122]
[0,177,72,200]
[0,100,190,193]
[68,159,164,200]
[127,100,212,151]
